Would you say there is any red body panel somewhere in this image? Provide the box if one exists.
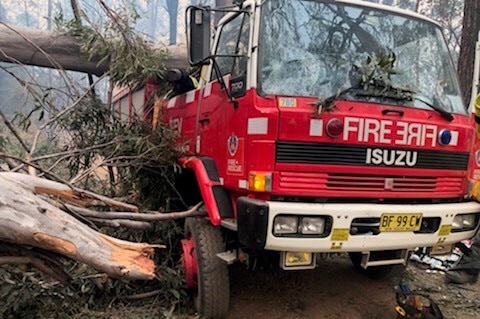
[164,84,475,206]
[112,80,160,122]
[273,97,473,198]
[165,78,279,196]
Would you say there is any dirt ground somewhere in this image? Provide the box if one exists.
[224,254,480,319]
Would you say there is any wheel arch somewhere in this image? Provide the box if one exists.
[179,157,234,226]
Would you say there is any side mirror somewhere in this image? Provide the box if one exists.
[188,7,211,65]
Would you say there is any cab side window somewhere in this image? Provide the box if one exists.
[212,12,250,81]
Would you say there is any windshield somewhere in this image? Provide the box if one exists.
[259,0,466,115]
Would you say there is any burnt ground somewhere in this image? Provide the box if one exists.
[225,254,480,319]
[28,255,480,319]
[47,253,479,319]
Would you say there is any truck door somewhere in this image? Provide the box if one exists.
[197,11,250,184]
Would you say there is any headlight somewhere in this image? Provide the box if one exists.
[273,216,298,235]
[300,217,325,235]
[452,214,478,231]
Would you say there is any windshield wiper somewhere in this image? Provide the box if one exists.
[413,97,454,122]
[315,83,408,112]
[357,81,454,121]
[318,81,454,122]
[359,86,454,122]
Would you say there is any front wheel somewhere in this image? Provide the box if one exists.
[182,218,230,318]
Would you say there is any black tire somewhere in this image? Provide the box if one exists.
[348,252,397,280]
[185,218,230,318]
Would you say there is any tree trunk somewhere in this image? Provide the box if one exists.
[148,0,158,40]
[0,172,159,280]
[0,23,106,75]
[47,0,52,30]
[166,0,178,45]
[0,0,5,22]
[0,23,189,75]
[458,0,480,106]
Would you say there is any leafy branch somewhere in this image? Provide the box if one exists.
[314,51,414,115]
[56,1,169,87]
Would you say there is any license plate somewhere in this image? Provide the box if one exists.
[379,213,422,232]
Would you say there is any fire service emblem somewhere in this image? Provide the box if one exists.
[228,135,238,156]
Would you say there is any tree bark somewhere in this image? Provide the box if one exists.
[458,0,480,106]
[166,0,178,45]
[0,172,161,280]
[0,23,106,75]
[148,0,158,40]
[0,23,189,76]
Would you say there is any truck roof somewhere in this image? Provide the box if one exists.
[334,0,440,27]
[240,0,440,28]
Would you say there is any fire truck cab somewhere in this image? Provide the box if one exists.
[161,1,480,317]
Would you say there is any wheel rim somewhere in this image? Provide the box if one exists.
[181,237,198,289]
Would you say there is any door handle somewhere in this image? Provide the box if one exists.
[382,109,404,116]
[199,117,210,124]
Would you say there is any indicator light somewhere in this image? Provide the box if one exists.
[248,172,272,192]
[438,129,452,146]
[326,118,343,138]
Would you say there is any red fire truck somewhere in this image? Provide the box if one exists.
[115,1,480,318]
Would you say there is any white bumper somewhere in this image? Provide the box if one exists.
[264,201,480,252]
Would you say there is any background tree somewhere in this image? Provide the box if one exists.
[147,0,158,40]
[215,0,233,25]
[0,0,5,22]
[458,0,480,106]
[166,0,178,44]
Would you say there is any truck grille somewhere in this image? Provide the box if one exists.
[276,141,469,170]
[277,172,464,194]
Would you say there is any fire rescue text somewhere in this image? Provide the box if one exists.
[343,117,440,147]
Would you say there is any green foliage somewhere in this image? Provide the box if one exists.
[50,94,181,207]
[314,51,414,114]
[58,96,111,175]
[55,4,168,87]
[354,51,414,100]
[12,94,50,132]
[47,4,180,203]
[354,51,397,89]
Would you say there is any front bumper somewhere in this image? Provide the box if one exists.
[236,197,480,252]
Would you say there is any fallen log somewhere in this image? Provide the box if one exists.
[0,23,189,76]
[0,172,161,280]
[0,23,106,75]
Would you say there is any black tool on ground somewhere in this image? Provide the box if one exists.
[395,283,444,319]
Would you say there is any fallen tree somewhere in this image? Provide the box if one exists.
[0,172,204,283]
[0,23,106,76]
[0,23,189,76]
[0,3,194,310]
